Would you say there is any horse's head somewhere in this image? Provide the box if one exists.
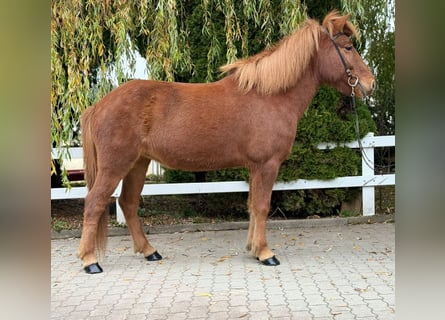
[317,12,375,98]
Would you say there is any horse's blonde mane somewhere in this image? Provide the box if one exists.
[220,11,358,95]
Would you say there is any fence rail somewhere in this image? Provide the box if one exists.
[51,133,395,223]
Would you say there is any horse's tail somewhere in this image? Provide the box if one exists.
[81,106,108,256]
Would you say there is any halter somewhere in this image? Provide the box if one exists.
[323,28,388,171]
[323,28,359,97]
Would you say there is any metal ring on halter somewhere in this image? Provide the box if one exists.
[350,86,356,97]
[348,75,359,87]
[348,75,359,97]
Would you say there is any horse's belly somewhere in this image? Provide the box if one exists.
[145,141,243,172]
[154,154,242,172]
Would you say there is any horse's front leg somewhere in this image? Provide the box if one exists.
[247,161,281,266]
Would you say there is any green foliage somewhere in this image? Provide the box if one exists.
[272,188,345,217]
[274,186,363,217]
[163,169,196,183]
[206,168,248,182]
[343,0,395,135]
[204,193,248,216]
[305,0,342,22]
[340,209,359,217]
[174,0,306,83]
[302,189,344,215]
[137,207,147,217]
[296,86,376,145]
[51,218,70,233]
[181,206,199,218]
[279,147,361,182]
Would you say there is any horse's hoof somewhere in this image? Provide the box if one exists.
[259,256,281,266]
[145,251,163,261]
[84,262,103,274]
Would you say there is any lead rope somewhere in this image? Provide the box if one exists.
[349,91,393,172]
[348,93,374,171]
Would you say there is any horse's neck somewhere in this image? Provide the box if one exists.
[284,67,320,119]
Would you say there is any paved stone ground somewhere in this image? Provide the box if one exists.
[51,222,395,319]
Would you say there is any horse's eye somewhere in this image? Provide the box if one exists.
[345,45,353,51]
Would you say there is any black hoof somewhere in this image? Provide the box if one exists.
[145,251,163,261]
[84,263,103,274]
[259,256,281,266]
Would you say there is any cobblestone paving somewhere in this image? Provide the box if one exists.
[51,223,395,319]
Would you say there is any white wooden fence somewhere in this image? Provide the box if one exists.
[51,132,395,224]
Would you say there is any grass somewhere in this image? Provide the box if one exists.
[51,218,71,233]
[340,210,359,217]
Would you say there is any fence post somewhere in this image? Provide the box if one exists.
[152,161,162,176]
[113,180,126,224]
[116,199,126,224]
[362,132,375,216]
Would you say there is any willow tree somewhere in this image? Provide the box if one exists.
[359,0,395,135]
[51,0,383,183]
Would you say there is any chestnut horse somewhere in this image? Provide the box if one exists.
[78,11,375,273]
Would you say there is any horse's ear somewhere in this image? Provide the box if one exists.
[323,11,355,36]
[331,14,351,34]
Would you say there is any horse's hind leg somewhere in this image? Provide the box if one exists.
[118,157,162,261]
[247,161,281,266]
[78,171,121,272]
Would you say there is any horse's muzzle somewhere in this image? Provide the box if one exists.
[357,79,376,97]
